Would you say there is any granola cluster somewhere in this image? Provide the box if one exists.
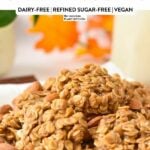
[0,64,150,150]
[94,106,150,150]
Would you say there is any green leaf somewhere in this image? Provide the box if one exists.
[0,10,17,27]
[33,15,39,25]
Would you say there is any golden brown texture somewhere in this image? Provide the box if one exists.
[94,106,150,150]
[0,64,150,150]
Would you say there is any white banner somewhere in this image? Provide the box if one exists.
[0,0,150,15]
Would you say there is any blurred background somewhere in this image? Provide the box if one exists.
[0,14,112,81]
[0,11,150,84]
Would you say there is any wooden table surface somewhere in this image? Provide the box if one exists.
[0,75,37,84]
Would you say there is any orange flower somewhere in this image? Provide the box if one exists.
[87,15,114,32]
[76,38,110,58]
[30,15,79,52]
[30,15,113,58]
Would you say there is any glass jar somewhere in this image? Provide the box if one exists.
[0,22,15,76]
[112,11,150,84]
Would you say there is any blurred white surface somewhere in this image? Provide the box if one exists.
[0,83,29,105]
[2,16,105,80]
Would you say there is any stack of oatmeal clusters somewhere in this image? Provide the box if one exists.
[0,64,150,150]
